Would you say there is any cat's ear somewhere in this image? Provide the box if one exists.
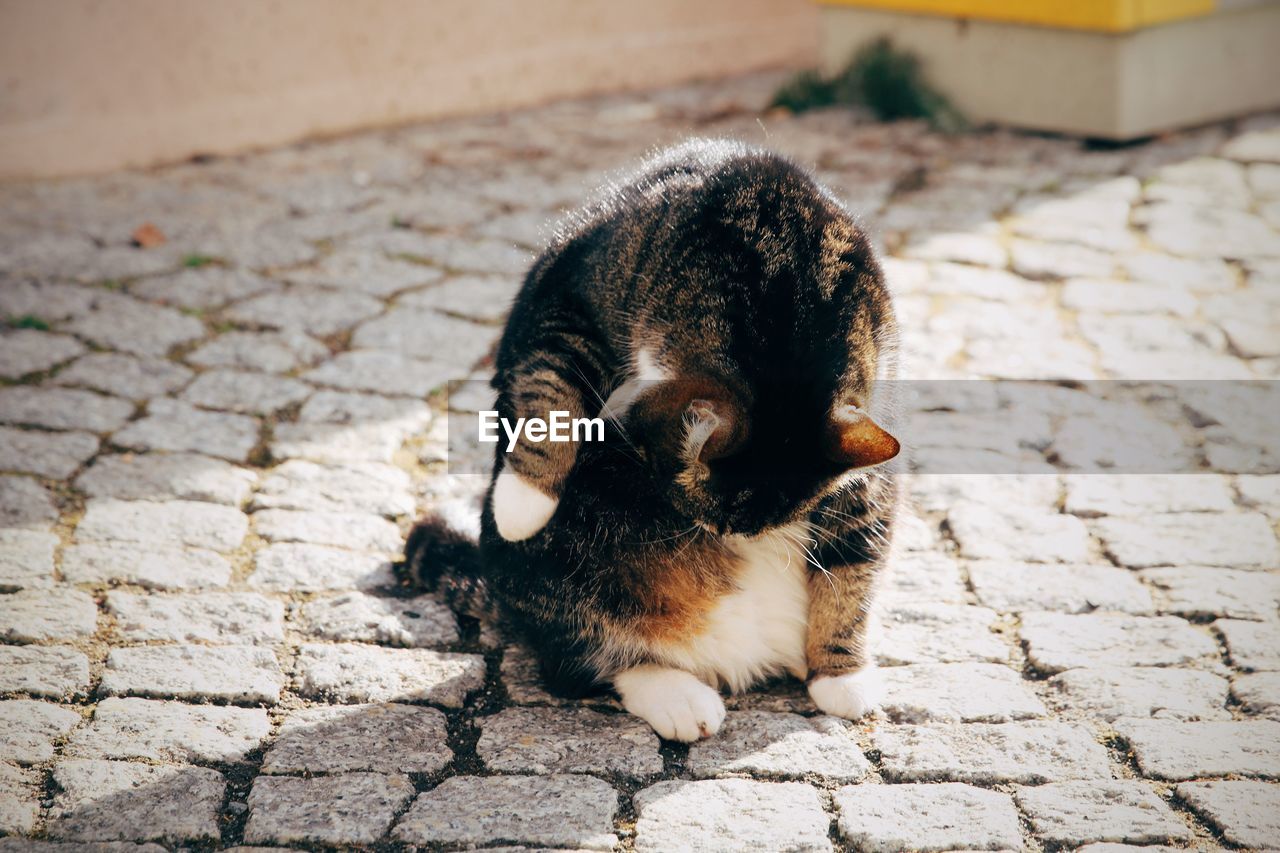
[684,397,745,462]
[824,405,900,470]
[629,377,747,464]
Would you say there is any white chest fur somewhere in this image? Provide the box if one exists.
[648,525,811,692]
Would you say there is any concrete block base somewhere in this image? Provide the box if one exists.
[820,3,1280,139]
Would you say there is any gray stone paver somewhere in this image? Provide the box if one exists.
[244,773,414,846]
[261,703,451,774]
[1114,718,1280,780]
[394,774,618,850]
[0,700,82,764]
[75,452,257,505]
[834,782,1022,852]
[99,645,284,705]
[0,646,90,699]
[1176,780,1280,848]
[633,779,830,853]
[478,706,663,779]
[687,710,870,782]
[66,697,270,763]
[1015,781,1192,846]
[0,529,58,590]
[46,759,224,842]
[3,73,1279,851]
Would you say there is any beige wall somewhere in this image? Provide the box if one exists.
[0,0,817,179]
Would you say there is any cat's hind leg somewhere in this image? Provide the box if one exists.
[613,664,726,742]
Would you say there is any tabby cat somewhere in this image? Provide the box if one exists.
[406,139,901,741]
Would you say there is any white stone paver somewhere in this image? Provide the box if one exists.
[1,73,1277,850]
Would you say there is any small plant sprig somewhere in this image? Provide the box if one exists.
[771,37,965,132]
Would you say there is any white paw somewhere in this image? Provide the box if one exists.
[808,666,883,719]
[614,665,726,742]
[492,469,558,541]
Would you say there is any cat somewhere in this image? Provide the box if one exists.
[406,138,900,741]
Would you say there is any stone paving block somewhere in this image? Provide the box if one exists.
[248,543,394,591]
[1095,512,1279,568]
[352,307,496,369]
[0,426,99,478]
[287,246,444,296]
[1140,567,1280,620]
[1064,473,1235,516]
[67,697,269,763]
[881,551,967,605]
[252,508,400,552]
[1011,238,1116,279]
[394,774,618,851]
[75,452,257,505]
[0,280,96,323]
[1176,780,1280,848]
[873,721,1112,784]
[293,643,484,706]
[948,502,1091,563]
[968,560,1153,614]
[64,295,205,357]
[878,604,1009,665]
[0,475,58,530]
[130,266,278,309]
[250,459,414,516]
[244,772,414,846]
[297,388,433,429]
[54,352,194,400]
[298,591,457,647]
[880,662,1048,723]
[834,782,1022,852]
[113,398,259,462]
[186,329,329,373]
[0,763,38,836]
[100,645,284,704]
[269,421,404,464]
[303,350,454,397]
[399,273,518,323]
[46,759,224,842]
[0,329,86,378]
[226,285,383,335]
[1115,719,1280,780]
[0,588,98,643]
[0,529,58,590]
[1061,278,1196,316]
[77,498,248,552]
[1232,672,1280,717]
[686,711,869,782]
[633,778,829,853]
[1021,613,1218,673]
[106,591,285,643]
[60,542,232,589]
[1047,667,1229,721]
[477,706,662,779]
[0,700,81,764]
[1215,618,1280,670]
[180,368,312,415]
[0,646,89,698]
[1015,781,1191,846]
[0,387,134,433]
[1237,473,1280,508]
[262,703,451,774]
[388,232,529,275]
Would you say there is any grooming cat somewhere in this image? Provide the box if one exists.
[406,139,900,741]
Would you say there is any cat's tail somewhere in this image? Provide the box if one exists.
[402,509,496,621]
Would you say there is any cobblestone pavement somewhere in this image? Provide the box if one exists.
[2,71,1279,850]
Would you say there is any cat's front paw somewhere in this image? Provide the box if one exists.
[808,666,883,719]
[614,665,726,742]
[492,469,559,541]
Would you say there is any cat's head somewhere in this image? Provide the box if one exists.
[625,373,899,537]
